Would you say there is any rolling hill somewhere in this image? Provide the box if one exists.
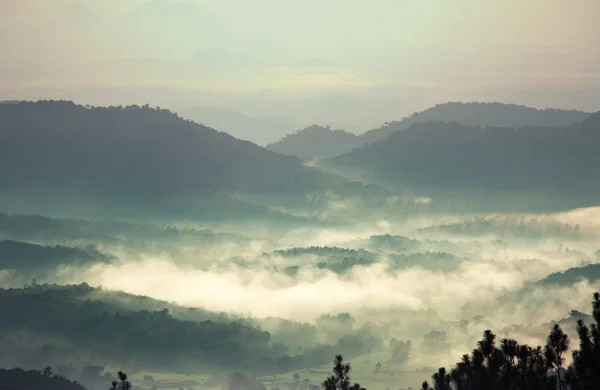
[0,240,110,272]
[328,113,600,200]
[357,101,592,145]
[0,283,379,377]
[0,101,339,216]
[268,102,591,159]
[266,125,361,159]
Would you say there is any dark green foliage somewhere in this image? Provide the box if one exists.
[267,102,591,159]
[264,246,461,274]
[0,284,270,372]
[0,101,336,203]
[539,264,600,286]
[418,292,600,390]
[0,284,377,375]
[358,102,590,145]
[330,117,600,200]
[421,329,558,390]
[0,367,87,390]
[423,217,583,239]
[266,125,361,159]
[0,239,109,271]
[567,293,600,389]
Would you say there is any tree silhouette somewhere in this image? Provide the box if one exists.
[545,324,569,390]
[566,292,600,389]
[322,355,365,390]
[432,367,450,390]
[414,292,600,390]
[113,371,132,390]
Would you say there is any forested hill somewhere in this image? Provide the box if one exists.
[358,101,592,145]
[329,114,600,199]
[265,102,591,159]
[0,284,378,376]
[0,101,337,200]
[266,125,361,159]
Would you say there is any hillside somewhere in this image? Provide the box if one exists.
[329,115,600,199]
[537,261,600,286]
[0,284,378,376]
[358,101,592,145]
[266,125,361,159]
[267,102,591,159]
[0,240,110,272]
[0,101,338,213]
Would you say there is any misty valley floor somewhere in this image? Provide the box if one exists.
[1,197,599,390]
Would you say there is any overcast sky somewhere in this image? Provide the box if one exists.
[2,0,600,126]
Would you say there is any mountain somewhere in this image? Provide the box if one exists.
[357,102,592,145]
[178,106,303,145]
[329,114,600,200]
[266,125,361,159]
[0,101,337,214]
[0,283,285,373]
[0,240,110,273]
[267,102,592,159]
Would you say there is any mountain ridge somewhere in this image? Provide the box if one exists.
[267,102,592,159]
[328,116,600,201]
[0,101,339,217]
[266,125,361,159]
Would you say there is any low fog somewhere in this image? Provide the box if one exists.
[2,196,600,380]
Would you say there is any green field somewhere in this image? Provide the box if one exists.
[125,353,432,390]
[273,353,429,390]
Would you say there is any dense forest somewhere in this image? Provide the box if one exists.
[0,101,336,203]
[358,102,591,145]
[265,102,591,159]
[329,114,600,201]
[266,125,361,159]
[0,284,379,375]
[0,240,109,272]
[421,217,585,240]
[11,291,598,390]
[258,246,461,275]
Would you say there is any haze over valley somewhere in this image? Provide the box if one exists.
[2,2,600,390]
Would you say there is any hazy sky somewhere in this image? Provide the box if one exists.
[2,0,600,126]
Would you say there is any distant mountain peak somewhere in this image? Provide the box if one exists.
[267,125,359,159]
[357,101,592,145]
